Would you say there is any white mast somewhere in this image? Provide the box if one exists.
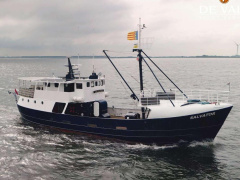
[139,18,141,49]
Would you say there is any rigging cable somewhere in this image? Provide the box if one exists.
[142,57,175,107]
[142,50,188,99]
[103,50,139,101]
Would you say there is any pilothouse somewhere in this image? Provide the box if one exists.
[18,59,109,119]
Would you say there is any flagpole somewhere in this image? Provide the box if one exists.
[139,18,141,49]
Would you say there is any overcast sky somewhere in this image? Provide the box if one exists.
[0,0,240,56]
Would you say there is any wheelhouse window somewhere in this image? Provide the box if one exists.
[64,83,74,92]
[76,83,82,89]
[87,82,90,87]
[52,102,66,113]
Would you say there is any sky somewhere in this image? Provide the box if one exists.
[0,0,240,56]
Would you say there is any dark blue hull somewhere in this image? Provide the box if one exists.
[17,105,232,145]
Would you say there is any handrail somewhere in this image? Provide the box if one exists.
[140,89,229,106]
[19,87,35,98]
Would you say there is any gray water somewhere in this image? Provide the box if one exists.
[0,57,240,179]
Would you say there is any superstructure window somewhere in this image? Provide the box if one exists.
[54,83,59,88]
[64,83,74,92]
[95,81,98,86]
[65,102,93,116]
[76,83,82,89]
[91,81,94,87]
[48,83,51,87]
[52,102,66,113]
[101,80,105,86]
[87,82,90,87]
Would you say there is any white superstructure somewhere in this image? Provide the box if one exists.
[17,74,107,114]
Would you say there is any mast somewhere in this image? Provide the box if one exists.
[133,18,145,118]
[139,18,141,49]
[66,58,75,81]
[138,50,144,92]
[137,18,143,92]
[137,49,145,119]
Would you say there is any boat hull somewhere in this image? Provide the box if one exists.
[17,105,232,145]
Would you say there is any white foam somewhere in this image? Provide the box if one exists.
[188,140,214,148]
[84,148,93,152]
[125,143,178,150]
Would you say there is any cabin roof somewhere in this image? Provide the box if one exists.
[18,76,105,82]
[18,77,61,82]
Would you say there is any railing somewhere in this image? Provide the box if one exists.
[140,89,230,106]
[174,89,229,104]
[19,87,35,98]
[140,89,175,106]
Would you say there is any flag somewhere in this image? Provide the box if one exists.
[133,43,138,48]
[15,89,18,95]
[127,31,138,40]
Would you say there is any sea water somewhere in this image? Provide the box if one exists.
[0,57,239,179]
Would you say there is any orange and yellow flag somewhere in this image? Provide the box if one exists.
[127,31,138,40]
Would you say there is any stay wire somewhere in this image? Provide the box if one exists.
[142,50,188,99]
[142,57,175,107]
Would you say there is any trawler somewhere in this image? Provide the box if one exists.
[10,21,233,145]
[11,50,232,145]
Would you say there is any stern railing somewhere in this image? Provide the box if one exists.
[140,89,230,106]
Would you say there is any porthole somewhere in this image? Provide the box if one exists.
[28,99,29,102]
[34,100,36,103]
[22,98,24,101]
[41,101,44,105]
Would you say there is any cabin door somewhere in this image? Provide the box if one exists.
[93,102,100,117]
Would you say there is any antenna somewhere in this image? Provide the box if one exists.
[92,54,95,73]
[138,18,147,49]
[138,18,147,50]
